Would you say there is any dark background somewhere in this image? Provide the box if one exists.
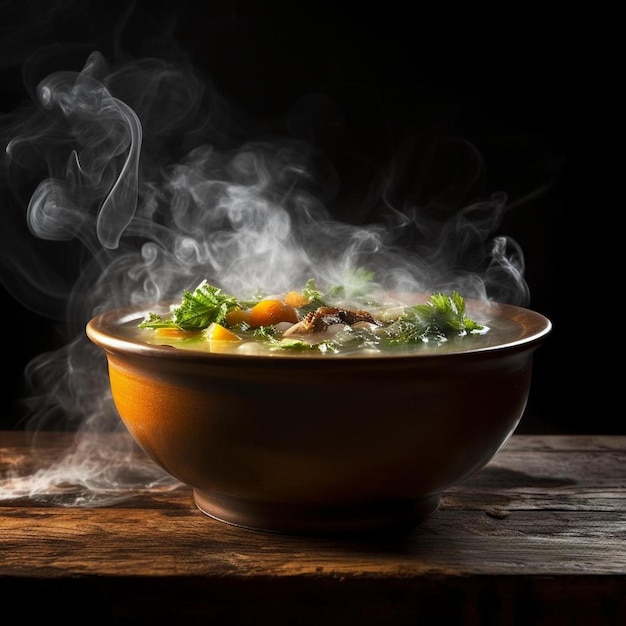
[0,2,614,433]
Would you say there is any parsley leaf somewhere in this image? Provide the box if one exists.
[390,291,484,343]
[139,280,239,331]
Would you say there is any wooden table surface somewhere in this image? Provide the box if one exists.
[1,430,624,625]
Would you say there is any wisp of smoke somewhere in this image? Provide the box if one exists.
[0,48,529,505]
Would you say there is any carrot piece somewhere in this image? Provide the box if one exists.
[284,290,308,308]
[249,299,299,327]
[154,327,199,338]
[225,308,252,326]
[205,322,241,342]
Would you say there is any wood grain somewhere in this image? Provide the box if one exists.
[1,431,625,625]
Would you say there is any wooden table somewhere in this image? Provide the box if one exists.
[1,431,624,625]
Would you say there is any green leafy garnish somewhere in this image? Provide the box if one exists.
[389,291,484,344]
[139,280,239,331]
[300,278,327,314]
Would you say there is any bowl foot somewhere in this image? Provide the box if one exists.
[193,490,441,535]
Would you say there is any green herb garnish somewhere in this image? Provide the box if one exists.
[140,280,239,331]
[387,291,485,344]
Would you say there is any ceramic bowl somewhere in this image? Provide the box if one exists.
[86,299,551,534]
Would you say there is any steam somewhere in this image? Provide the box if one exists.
[29,55,141,250]
[0,47,531,504]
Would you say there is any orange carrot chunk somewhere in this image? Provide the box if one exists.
[249,299,299,328]
[204,322,241,342]
[225,308,252,326]
[155,327,200,338]
[284,290,308,308]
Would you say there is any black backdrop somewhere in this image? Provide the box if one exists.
[0,1,614,432]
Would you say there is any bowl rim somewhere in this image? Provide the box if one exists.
[86,298,552,364]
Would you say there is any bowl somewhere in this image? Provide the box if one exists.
[86,298,551,535]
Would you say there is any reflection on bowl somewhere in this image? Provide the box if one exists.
[86,299,551,535]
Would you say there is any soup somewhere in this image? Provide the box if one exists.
[109,279,530,358]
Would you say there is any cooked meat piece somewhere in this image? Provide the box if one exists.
[283,306,379,336]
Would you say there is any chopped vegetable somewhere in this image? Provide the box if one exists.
[284,290,309,308]
[249,299,299,328]
[154,327,201,338]
[387,291,485,344]
[204,322,242,342]
[225,308,252,326]
[140,280,239,331]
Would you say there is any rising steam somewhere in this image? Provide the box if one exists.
[0,47,529,504]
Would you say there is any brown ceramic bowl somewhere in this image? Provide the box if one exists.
[86,299,551,535]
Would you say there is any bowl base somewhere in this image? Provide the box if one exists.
[193,490,441,535]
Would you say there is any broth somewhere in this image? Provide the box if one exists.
[114,310,526,358]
